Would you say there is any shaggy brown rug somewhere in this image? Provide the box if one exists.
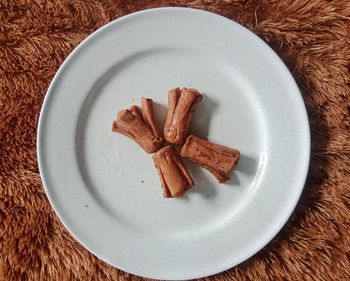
[1,0,349,280]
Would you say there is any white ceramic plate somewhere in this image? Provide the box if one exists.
[37,7,310,280]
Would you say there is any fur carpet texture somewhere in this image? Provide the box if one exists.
[1,0,349,280]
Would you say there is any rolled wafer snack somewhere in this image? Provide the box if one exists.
[152,145,194,198]
[181,135,240,183]
[112,98,164,153]
[164,87,202,144]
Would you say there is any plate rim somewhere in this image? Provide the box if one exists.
[37,7,311,280]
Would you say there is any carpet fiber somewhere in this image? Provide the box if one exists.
[1,0,349,280]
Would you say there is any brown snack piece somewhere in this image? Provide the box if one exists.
[112,98,164,153]
[152,145,194,198]
[164,87,202,144]
[181,135,240,183]
[141,97,162,139]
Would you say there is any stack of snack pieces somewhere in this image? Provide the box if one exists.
[112,87,240,198]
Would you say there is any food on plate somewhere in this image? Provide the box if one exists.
[112,88,241,198]
[112,98,164,153]
[164,87,202,144]
[152,145,194,198]
[181,135,240,183]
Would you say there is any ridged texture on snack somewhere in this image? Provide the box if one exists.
[164,87,202,144]
[181,135,240,183]
[112,98,164,153]
[152,145,194,197]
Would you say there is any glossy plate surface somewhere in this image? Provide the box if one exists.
[37,7,310,280]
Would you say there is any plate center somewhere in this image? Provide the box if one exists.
[76,48,266,237]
